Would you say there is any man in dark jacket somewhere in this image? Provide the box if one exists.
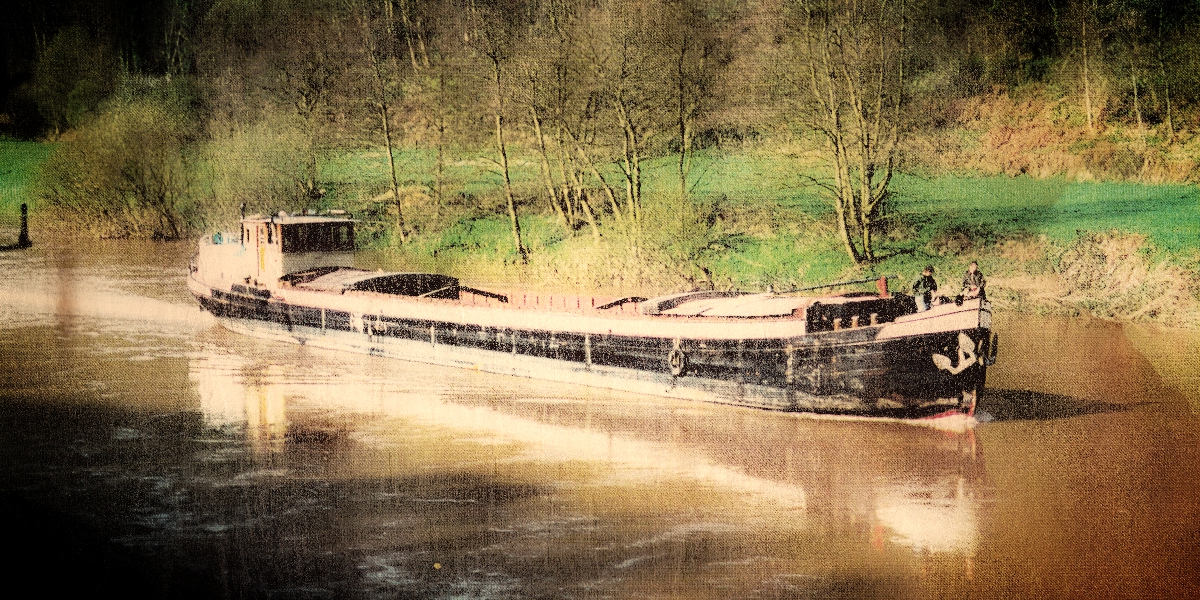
[911,265,938,311]
[961,261,986,300]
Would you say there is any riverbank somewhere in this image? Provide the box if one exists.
[7,139,1199,329]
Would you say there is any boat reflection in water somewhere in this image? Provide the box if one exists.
[875,473,979,555]
[193,352,288,452]
[189,340,987,595]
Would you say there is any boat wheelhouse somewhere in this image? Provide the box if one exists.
[189,213,996,427]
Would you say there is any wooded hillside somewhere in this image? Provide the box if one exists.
[2,1,1199,315]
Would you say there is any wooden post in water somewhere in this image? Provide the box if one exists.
[18,203,31,248]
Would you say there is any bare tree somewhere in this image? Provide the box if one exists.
[357,0,409,242]
[1080,2,1099,133]
[162,0,193,79]
[467,0,527,263]
[665,0,736,234]
[785,0,908,264]
[520,18,570,230]
[1150,2,1178,142]
[1066,0,1116,136]
[572,0,678,243]
[518,0,605,241]
[394,0,463,221]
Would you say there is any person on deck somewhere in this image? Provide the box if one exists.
[961,261,986,300]
[911,265,938,312]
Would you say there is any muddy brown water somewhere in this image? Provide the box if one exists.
[1,240,1198,599]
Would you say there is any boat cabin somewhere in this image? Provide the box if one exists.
[195,213,356,289]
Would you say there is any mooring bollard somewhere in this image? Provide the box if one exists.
[1,203,32,251]
[18,203,31,248]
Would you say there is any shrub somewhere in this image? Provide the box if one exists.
[1057,231,1200,327]
[37,95,195,239]
[196,113,317,230]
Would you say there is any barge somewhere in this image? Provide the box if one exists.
[188,213,996,425]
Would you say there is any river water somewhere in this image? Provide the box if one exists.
[1,240,1198,599]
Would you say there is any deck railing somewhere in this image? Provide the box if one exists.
[459,290,642,315]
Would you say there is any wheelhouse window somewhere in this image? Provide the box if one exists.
[280,223,354,253]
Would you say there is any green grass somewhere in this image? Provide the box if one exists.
[642,150,831,215]
[1046,183,1200,256]
[0,140,54,214]
[321,147,545,211]
[890,174,1200,257]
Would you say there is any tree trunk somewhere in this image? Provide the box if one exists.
[304,143,318,203]
[579,191,601,245]
[359,5,406,241]
[1131,59,1148,180]
[835,139,864,265]
[676,41,691,235]
[1160,55,1174,142]
[492,57,527,264]
[614,92,642,236]
[531,107,568,229]
[496,114,526,263]
[833,196,862,265]
[555,126,577,228]
[380,101,406,243]
[1131,63,1143,131]
[434,67,447,219]
[1082,17,1095,134]
[396,0,421,72]
[559,134,600,244]
[564,123,623,224]
[435,113,445,219]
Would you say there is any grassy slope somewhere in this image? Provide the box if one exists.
[893,175,1200,257]
[7,137,1198,323]
[335,146,1199,302]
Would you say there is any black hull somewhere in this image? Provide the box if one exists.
[193,282,991,424]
